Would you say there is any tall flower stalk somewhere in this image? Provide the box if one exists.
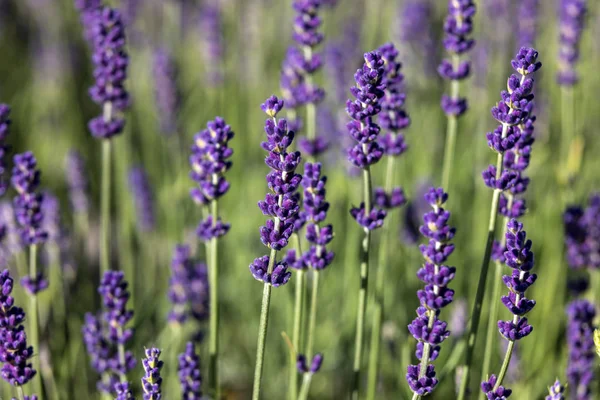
[406,188,455,399]
[566,299,596,400]
[189,117,233,397]
[84,7,130,276]
[178,342,202,398]
[346,51,387,399]
[141,348,163,399]
[249,96,298,399]
[457,47,541,400]
[366,42,409,400]
[480,219,537,399]
[11,152,48,397]
[439,0,476,190]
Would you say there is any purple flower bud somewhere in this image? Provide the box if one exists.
[350,203,386,231]
[249,256,291,287]
[545,379,565,400]
[566,299,596,400]
[141,347,163,399]
[129,166,155,232]
[178,342,202,399]
[406,364,437,396]
[65,150,89,214]
[481,374,512,399]
[153,48,180,136]
[557,0,587,86]
[199,2,224,85]
[115,382,134,399]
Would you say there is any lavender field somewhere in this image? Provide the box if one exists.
[0,0,599,399]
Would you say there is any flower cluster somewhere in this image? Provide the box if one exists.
[0,202,21,267]
[115,382,134,400]
[517,0,540,48]
[297,353,323,374]
[178,342,202,399]
[249,96,301,287]
[167,245,209,325]
[497,219,536,342]
[0,104,10,197]
[566,299,596,400]
[82,271,136,394]
[141,347,163,399]
[406,188,455,396]
[129,167,156,232]
[87,7,130,139]
[563,193,600,270]
[439,0,476,117]
[557,0,587,86]
[189,117,234,241]
[397,1,436,77]
[545,379,565,400]
[483,47,541,192]
[481,374,512,399]
[0,269,37,387]
[152,48,180,136]
[199,2,224,85]
[65,150,89,214]
[74,0,102,43]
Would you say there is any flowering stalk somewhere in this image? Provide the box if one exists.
[189,117,234,397]
[250,96,299,399]
[566,300,596,400]
[178,342,202,398]
[297,353,324,400]
[141,348,163,399]
[457,47,541,400]
[439,0,476,190]
[367,42,409,400]
[406,188,455,399]
[480,219,536,398]
[346,51,387,399]
[546,380,566,400]
[83,7,130,275]
[65,150,90,236]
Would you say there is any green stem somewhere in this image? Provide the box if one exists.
[29,244,43,398]
[457,151,505,400]
[117,327,127,383]
[252,248,277,400]
[492,340,515,390]
[305,270,320,359]
[17,386,25,400]
[297,373,313,400]
[441,54,461,190]
[100,139,112,275]
[209,199,220,399]
[351,166,373,400]
[289,267,305,400]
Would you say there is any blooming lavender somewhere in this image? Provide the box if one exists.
[0,202,21,267]
[563,193,600,270]
[83,271,136,393]
[0,269,37,387]
[178,342,202,399]
[396,0,436,78]
[481,219,537,398]
[557,0,587,86]
[115,382,134,400]
[65,150,89,214]
[167,244,209,325]
[517,0,540,48]
[0,104,10,197]
[74,0,102,43]
[406,188,455,398]
[87,7,130,139]
[546,380,566,400]
[199,2,224,85]
[566,299,596,400]
[141,348,163,399]
[153,48,180,136]
[129,166,156,232]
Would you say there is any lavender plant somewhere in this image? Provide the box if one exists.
[189,116,233,396]
[178,342,202,398]
[517,0,540,48]
[83,6,130,275]
[480,219,537,399]
[0,269,37,399]
[0,104,10,198]
[396,0,436,79]
[346,51,387,399]
[199,1,224,86]
[546,380,566,400]
[406,188,455,399]
[367,42,409,400]
[152,48,180,137]
[250,96,298,399]
[439,0,476,190]
[128,166,155,233]
[141,347,163,399]
[457,47,541,400]
[566,299,596,400]
[65,150,89,233]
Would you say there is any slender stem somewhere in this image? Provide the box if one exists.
[17,386,25,400]
[297,373,313,400]
[366,155,396,400]
[441,54,461,190]
[492,340,515,390]
[252,248,277,400]
[351,166,373,400]
[100,139,112,275]
[305,270,320,359]
[29,244,43,398]
[457,153,505,400]
[117,327,127,383]
[289,268,305,400]
[209,199,220,399]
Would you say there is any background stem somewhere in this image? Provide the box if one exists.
[100,139,112,275]
[29,244,43,398]
[289,268,305,400]
[209,199,220,399]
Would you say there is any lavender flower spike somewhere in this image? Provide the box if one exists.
[65,150,89,214]
[546,379,566,400]
[406,188,455,398]
[0,269,37,387]
[153,48,180,136]
[141,347,163,399]
[0,104,11,197]
[557,0,587,86]
[115,382,135,400]
[179,342,202,398]
[458,48,541,400]
[566,299,596,400]
[129,166,156,232]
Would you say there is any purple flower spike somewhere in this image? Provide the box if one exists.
[249,256,291,287]
[178,342,202,399]
[563,193,600,270]
[439,0,476,117]
[153,48,180,136]
[545,379,565,400]
[481,374,512,399]
[407,188,455,397]
[115,382,134,400]
[168,245,209,325]
[557,0,587,86]
[296,353,323,374]
[141,347,163,399]
[0,269,37,387]
[566,299,596,400]
[0,104,11,197]
[129,166,156,232]
[87,7,130,139]
[65,150,89,214]
[199,2,224,86]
